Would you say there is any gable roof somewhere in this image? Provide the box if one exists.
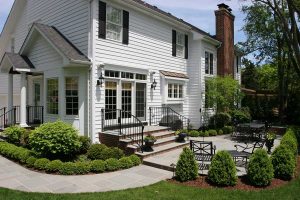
[160,70,189,79]
[20,23,90,64]
[0,52,35,73]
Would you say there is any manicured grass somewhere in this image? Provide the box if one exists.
[1,177,300,200]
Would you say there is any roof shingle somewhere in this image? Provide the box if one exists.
[160,70,189,79]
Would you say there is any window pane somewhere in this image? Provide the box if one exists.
[177,33,184,45]
[65,77,78,115]
[168,84,173,98]
[47,79,58,114]
[136,74,147,80]
[210,53,214,75]
[177,45,184,57]
[174,84,178,98]
[179,85,183,98]
[205,52,209,74]
[107,6,122,25]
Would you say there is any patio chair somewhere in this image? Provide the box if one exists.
[190,140,216,170]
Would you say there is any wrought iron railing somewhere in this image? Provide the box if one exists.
[149,107,190,130]
[27,106,44,125]
[0,108,16,130]
[101,109,144,152]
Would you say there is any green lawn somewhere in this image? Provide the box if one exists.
[1,177,300,200]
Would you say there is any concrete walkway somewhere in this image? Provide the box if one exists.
[0,156,172,193]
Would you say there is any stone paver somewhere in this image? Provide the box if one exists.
[0,156,172,193]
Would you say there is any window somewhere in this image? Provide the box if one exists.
[65,78,79,115]
[105,70,119,78]
[176,32,185,58]
[205,51,214,75]
[136,74,147,80]
[168,84,184,99]
[105,81,117,119]
[47,79,58,114]
[121,72,134,79]
[106,5,122,41]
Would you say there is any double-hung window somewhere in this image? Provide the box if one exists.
[168,84,184,99]
[176,33,185,58]
[106,6,122,42]
[205,51,214,75]
[47,79,59,115]
[65,77,79,116]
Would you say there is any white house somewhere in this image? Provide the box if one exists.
[0,0,242,145]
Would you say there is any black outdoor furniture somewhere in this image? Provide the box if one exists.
[232,123,266,140]
[190,140,216,170]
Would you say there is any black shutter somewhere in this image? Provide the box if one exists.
[172,30,176,57]
[99,1,106,39]
[185,34,188,59]
[123,10,129,45]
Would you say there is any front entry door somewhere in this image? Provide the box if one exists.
[136,83,146,121]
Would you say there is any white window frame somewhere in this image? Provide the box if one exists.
[65,77,79,116]
[205,51,214,75]
[106,5,123,42]
[167,83,184,100]
[176,32,185,58]
[46,78,59,115]
[161,76,187,104]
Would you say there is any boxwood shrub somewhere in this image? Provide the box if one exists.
[34,158,50,170]
[271,145,296,180]
[59,162,77,175]
[78,136,91,154]
[129,155,141,166]
[74,162,91,174]
[208,151,237,186]
[105,158,120,171]
[87,144,124,160]
[3,125,26,145]
[26,156,37,168]
[46,160,63,173]
[208,129,218,136]
[90,160,106,173]
[209,113,231,129]
[188,130,200,137]
[222,126,233,135]
[175,147,198,182]
[119,157,134,169]
[280,129,298,156]
[247,149,274,186]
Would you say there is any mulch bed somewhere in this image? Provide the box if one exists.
[168,156,300,191]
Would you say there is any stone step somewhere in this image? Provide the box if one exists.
[151,131,175,139]
[120,131,175,146]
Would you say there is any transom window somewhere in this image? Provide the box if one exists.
[176,33,185,58]
[65,77,79,116]
[205,51,214,75]
[47,79,58,115]
[104,70,147,80]
[136,74,147,80]
[106,5,122,41]
[168,84,184,99]
[121,72,134,79]
[105,70,119,78]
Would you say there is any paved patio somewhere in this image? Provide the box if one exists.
[0,156,172,193]
[144,134,282,176]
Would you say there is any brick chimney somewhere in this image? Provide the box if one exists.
[215,3,235,76]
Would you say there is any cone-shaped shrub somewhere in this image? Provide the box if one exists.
[175,147,198,182]
[208,151,237,186]
[247,149,274,186]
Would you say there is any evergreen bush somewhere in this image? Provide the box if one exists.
[90,160,106,173]
[175,147,198,182]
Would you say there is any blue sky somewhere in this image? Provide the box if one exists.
[0,0,249,45]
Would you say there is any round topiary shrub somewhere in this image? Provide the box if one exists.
[90,160,106,173]
[34,158,50,170]
[247,149,274,186]
[209,113,231,129]
[87,144,108,160]
[105,158,120,171]
[218,129,223,135]
[29,121,81,160]
[208,129,218,136]
[59,162,77,175]
[188,130,200,137]
[271,145,296,180]
[3,125,26,145]
[203,131,209,137]
[175,147,198,182]
[26,156,37,168]
[74,162,91,174]
[129,155,141,166]
[208,151,237,186]
[78,136,91,154]
[119,157,134,169]
[46,160,63,173]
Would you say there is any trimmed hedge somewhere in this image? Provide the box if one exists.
[34,158,50,170]
[119,157,134,169]
[247,149,274,186]
[188,130,200,137]
[46,160,63,173]
[106,158,120,171]
[90,160,106,173]
[222,126,233,135]
[129,155,141,166]
[87,144,125,160]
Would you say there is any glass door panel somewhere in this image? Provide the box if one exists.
[105,81,117,120]
[136,83,146,121]
[121,82,132,118]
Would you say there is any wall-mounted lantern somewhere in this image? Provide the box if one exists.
[97,64,105,87]
[151,78,157,90]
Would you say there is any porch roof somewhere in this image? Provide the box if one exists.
[0,52,35,73]
[160,70,189,79]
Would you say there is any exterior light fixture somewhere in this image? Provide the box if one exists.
[151,78,157,90]
[97,72,105,87]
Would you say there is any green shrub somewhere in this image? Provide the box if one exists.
[247,149,274,186]
[90,160,106,173]
[209,113,231,129]
[218,129,223,135]
[74,162,91,174]
[78,136,91,154]
[109,147,125,160]
[271,145,296,180]
[20,130,30,147]
[3,126,26,145]
[175,147,198,182]
[34,158,50,170]
[229,109,251,124]
[76,154,89,162]
[208,129,218,136]
[280,130,298,156]
[222,126,233,135]
[18,150,31,164]
[59,162,77,175]
[203,131,209,137]
[129,155,141,166]
[29,121,81,160]
[26,156,37,167]
[46,160,63,173]
[188,130,200,137]
[119,157,134,169]
[87,144,108,160]
[105,158,120,171]
[0,142,31,163]
[208,151,237,186]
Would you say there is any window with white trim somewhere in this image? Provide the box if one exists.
[205,51,214,75]
[65,77,79,116]
[47,79,58,115]
[106,5,122,41]
[176,32,185,58]
[168,84,184,99]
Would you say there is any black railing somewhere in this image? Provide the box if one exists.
[149,107,190,131]
[0,108,16,130]
[101,109,144,152]
[27,106,44,125]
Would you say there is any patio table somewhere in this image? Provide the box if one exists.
[233,123,266,140]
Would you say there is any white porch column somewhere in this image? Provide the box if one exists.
[7,73,13,110]
[20,72,28,127]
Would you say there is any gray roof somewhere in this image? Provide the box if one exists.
[3,52,34,70]
[33,23,90,63]
[160,70,189,79]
